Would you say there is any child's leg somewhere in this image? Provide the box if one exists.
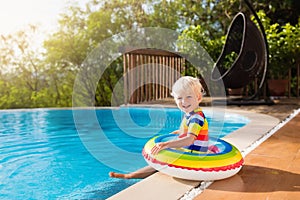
[109,166,157,179]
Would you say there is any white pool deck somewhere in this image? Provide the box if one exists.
[108,107,280,200]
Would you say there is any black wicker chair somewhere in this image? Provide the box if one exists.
[211,0,276,105]
[211,11,273,104]
[212,12,267,91]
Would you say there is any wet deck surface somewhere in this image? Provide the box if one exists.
[194,113,300,200]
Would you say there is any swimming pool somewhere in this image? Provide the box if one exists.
[0,107,248,199]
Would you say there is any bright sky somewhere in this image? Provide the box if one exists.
[0,0,89,36]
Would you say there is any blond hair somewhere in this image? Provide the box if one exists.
[171,76,203,97]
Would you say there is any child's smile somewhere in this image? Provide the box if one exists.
[174,93,201,114]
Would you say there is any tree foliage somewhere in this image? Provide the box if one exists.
[0,0,299,108]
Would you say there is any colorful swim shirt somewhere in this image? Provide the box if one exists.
[180,108,209,152]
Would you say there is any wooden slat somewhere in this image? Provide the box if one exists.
[147,55,151,101]
[136,54,141,103]
[159,56,162,99]
[155,56,159,100]
[123,54,128,104]
[140,55,144,102]
[130,54,135,103]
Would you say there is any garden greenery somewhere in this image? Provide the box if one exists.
[0,0,299,108]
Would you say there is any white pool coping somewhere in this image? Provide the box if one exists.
[108,107,280,200]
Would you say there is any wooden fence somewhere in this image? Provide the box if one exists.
[122,48,185,104]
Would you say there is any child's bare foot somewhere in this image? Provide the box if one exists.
[109,166,157,179]
[109,172,131,179]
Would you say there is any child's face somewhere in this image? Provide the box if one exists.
[173,91,201,114]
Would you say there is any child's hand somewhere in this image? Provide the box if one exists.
[151,142,168,155]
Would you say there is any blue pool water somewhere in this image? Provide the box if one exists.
[0,107,248,199]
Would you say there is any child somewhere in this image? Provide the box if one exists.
[109,76,208,179]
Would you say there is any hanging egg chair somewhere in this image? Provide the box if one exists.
[210,0,274,104]
[211,12,267,93]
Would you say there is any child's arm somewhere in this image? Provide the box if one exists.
[171,130,187,138]
[151,134,195,155]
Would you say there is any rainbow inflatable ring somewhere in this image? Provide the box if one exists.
[142,134,244,181]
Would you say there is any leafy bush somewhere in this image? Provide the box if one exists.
[255,10,300,79]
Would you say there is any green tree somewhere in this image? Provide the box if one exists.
[44,0,182,106]
[43,4,91,107]
[0,26,49,108]
[1,0,299,109]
